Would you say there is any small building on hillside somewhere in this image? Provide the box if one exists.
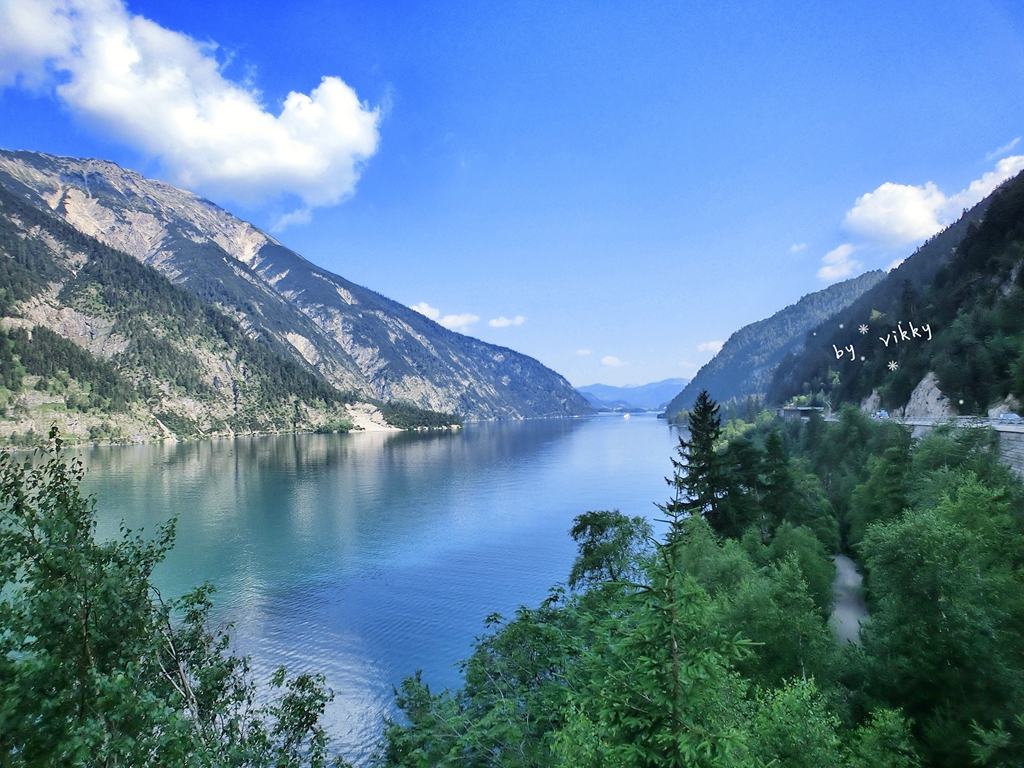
[777,406,825,422]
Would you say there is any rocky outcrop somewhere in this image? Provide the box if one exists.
[988,395,1022,418]
[859,389,881,414]
[898,372,955,419]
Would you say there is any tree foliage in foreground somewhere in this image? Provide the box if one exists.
[375,392,923,767]
[6,390,1024,767]
[378,391,1024,768]
[0,429,350,767]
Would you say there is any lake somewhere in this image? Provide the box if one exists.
[80,412,681,764]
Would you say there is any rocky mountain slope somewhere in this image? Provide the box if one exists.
[0,150,591,421]
[0,183,397,445]
[663,270,886,418]
[768,170,1024,416]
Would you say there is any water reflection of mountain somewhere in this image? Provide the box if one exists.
[78,419,589,604]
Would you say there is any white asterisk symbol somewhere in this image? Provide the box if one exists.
[859,324,869,335]
[888,361,898,372]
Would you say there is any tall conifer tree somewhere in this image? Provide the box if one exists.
[664,390,732,536]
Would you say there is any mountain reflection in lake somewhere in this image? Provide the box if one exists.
[79,413,678,764]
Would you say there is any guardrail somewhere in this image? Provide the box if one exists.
[826,415,1024,433]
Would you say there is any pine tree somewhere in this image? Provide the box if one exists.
[663,390,732,536]
[761,430,798,537]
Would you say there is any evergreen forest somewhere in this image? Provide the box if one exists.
[664,270,885,418]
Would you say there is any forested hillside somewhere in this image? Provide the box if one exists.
[664,270,885,419]
[0,184,456,445]
[768,173,1023,413]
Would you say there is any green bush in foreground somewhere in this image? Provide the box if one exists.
[0,429,349,767]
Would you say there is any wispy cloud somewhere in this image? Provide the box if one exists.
[842,155,1024,246]
[438,313,480,332]
[576,349,591,356]
[272,207,312,232]
[488,315,525,328]
[0,0,380,213]
[410,302,441,320]
[789,243,807,253]
[678,360,699,377]
[601,356,629,367]
[986,137,1020,162]
[410,302,479,332]
[697,340,724,354]
[817,243,861,281]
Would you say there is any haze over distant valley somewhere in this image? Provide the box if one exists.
[576,378,689,411]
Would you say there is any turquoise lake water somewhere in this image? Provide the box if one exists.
[79,413,681,763]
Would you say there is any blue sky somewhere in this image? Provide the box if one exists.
[1,0,1023,386]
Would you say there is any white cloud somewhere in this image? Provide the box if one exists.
[842,156,1024,246]
[601,356,629,367]
[886,257,906,271]
[678,360,699,377]
[576,349,591,356]
[410,302,441,320]
[843,182,947,245]
[488,315,525,328]
[789,243,807,253]
[439,313,479,332]
[410,302,478,332]
[697,340,724,354]
[986,137,1020,161]
[0,0,380,211]
[817,243,861,281]
[946,155,1024,213]
[271,207,312,232]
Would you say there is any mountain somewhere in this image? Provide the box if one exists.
[663,271,887,419]
[0,181,395,445]
[768,171,1023,416]
[0,150,592,421]
[576,378,689,411]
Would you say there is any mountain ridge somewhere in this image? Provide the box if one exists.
[576,378,689,410]
[664,270,887,418]
[0,149,592,421]
[767,170,1024,414]
[0,181,390,445]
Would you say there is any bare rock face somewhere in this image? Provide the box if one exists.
[901,372,955,418]
[988,395,1022,417]
[9,284,130,358]
[0,150,591,421]
[860,389,881,414]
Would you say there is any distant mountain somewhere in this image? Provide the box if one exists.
[576,378,689,411]
[663,271,886,419]
[0,150,592,421]
[768,171,1023,416]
